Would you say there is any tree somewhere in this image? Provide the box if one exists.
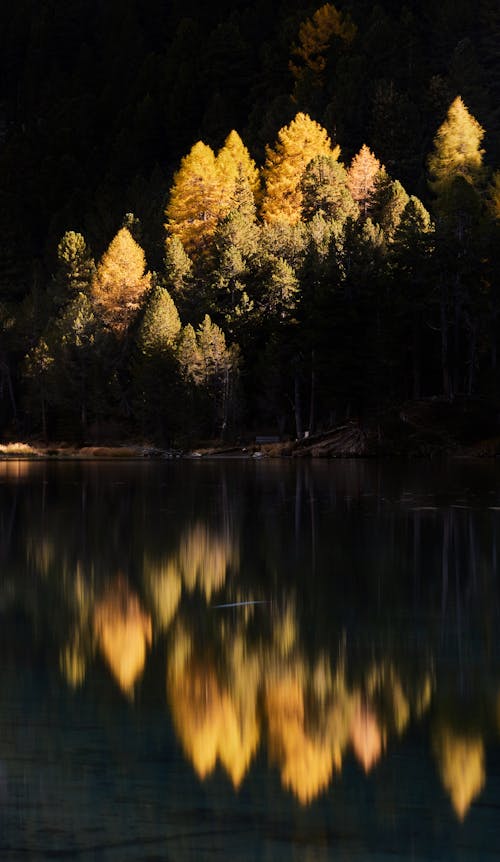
[347,144,382,216]
[261,113,340,225]
[300,154,358,223]
[50,292,97,435]
[290,3,356,107]
[370,170,409,239]
[428,96,485,198]
[91,227,151,335]
[24,338,54,439]
[391,197,435,397]
[51,231,94,310]
[165,141,226,257]
[133,286,182,441]
[216,130,260,202]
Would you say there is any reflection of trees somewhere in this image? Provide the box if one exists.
[2,460,500,819]
[165,604,433,806]
[93,578,153,696]
[433,726,485,819]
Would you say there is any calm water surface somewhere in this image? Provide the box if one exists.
[1,458,500,860]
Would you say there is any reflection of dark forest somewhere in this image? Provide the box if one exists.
[1,460,500,821]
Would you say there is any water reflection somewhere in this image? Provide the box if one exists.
[1,459,500,835]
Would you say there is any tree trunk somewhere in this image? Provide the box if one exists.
[294,366,303,439]
[308,350,316,435]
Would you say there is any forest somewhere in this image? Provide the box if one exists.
[1,0,500,445]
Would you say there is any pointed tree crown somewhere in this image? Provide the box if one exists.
[136,286,181,358]
[91,227,151,334]
[347,144,382,215]
[428,96,485,195]
[261,113,340,225]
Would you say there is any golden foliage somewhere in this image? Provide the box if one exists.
[347,144,382,215]
[165,132,259,258]
[265,674,341,803]
[428,96,485,195]
[168,658,259,787]
[217,129,260,201]
[349,702,384,772]
[433,727,485,819]
[143,557,182,630]
[91,227,151,334]
[178,523,237,600]
[261,112,340,225]
[291,3,356,78]
[93,578,152,696]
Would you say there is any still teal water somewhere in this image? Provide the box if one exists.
[1,458,500,860]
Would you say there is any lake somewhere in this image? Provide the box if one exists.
[1,457,500,860]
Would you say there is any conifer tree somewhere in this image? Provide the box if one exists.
[428,96,485,197]
[133,286,182,441]
[91,227,151,335]
[290,3,356,92]
[51,231,95,310]
[391,197,435,397]
[178,323,203,384]
[136,286,181,357]
[261,113,340,225]
[165,141,226,257]
[300,154,358,222]
[371,171,409,239]
[347,145,382,216]
[486,170,500,220]
[51,292,96,434]
[216,130,260,202]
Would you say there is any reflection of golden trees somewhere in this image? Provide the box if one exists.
[165,605,433,807]
[433,727,485,820]
[168,632,259,787]
[143,557,182,630]
[93,578,152,696]
[178,523,238,600]
[349,702,384,773]
[265,673,341,803]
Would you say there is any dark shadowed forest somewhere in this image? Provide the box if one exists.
[1,0,500,445]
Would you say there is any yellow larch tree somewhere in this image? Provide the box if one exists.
[290,3,356,81]
[428,96,485,196]
[165,141,227,257]
[91,227,151,334]
[261,112,340,225]
[347,144,382,216]
[216,129,261,202]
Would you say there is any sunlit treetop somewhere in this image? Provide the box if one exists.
[261,112,340,225]
[217,130,260,201]
[166,133,259,258]
[428,96,485,196]
[290,3,356,80]
[347,144,382,216]
[91,227,151,335]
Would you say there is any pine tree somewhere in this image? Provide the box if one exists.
[261,113,340,225]
[347,145,382,217]
[133,286,182,441]
[51,231,95,310]
[486,170,500,220]
[91,227,151,335]
[371,170,409,239]
[391,197,435,398]
[136,286,181,357]
[300,154,358,223]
